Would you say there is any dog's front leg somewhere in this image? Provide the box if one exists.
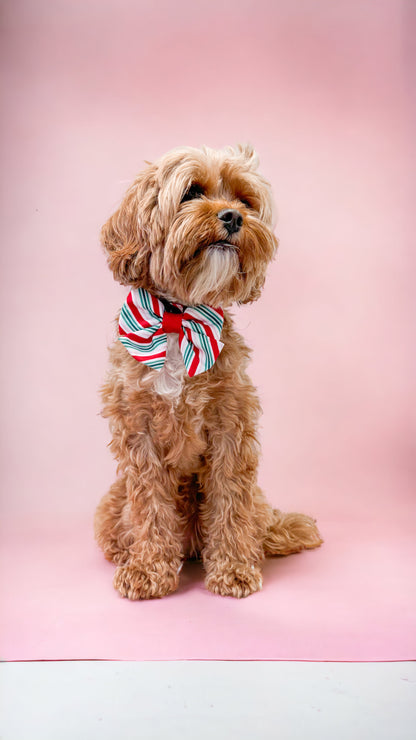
[113,446,183,600]
[200,428,264,598]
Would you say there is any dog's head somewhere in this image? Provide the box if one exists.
[102,145,278,307]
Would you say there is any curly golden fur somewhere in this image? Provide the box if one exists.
[95,145,322,599]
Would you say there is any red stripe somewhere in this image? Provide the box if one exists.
[182,312,221,333]
[182,312,204,325]
[126,292,152,328]
[188,343,200,377]
[150,293,162,316]
[184,307,223,321]
[130,350,166,362]
[182,313,220,361]
[203,322,220,359]
[119,326,162,345]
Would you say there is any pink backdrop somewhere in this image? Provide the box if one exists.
[1,0,415,661]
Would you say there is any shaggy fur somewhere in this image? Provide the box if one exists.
[95,145,322,599]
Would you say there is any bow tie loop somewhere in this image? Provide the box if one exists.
[118,288,224,377]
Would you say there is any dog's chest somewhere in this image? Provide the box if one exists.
[152,334,186,400]
[148,335,209,470]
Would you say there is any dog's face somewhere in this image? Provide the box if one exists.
[102,145,278,307]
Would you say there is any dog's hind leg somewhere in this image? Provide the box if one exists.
[94,476,132,565]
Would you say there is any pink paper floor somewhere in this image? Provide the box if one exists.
[1,1,414,663]
[1,507,415,662]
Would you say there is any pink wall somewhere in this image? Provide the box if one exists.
[1,1,414,530]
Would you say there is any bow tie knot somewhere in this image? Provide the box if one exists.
[118,288,224,377]
[161,310,184,335]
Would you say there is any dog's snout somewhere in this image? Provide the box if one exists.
[217,208,243,234]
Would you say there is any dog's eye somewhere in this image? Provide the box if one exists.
[181,184,205,203]
[240,198,252,209]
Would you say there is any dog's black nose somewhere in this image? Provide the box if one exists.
[217,208,243,234]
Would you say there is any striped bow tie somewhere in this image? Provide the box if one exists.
[118,288,224,377]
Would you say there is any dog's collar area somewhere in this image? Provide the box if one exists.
[118,287,225,377]
[159,296,184,313]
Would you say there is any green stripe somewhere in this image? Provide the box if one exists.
[182,339,193,370]
[120,304,138,332]
[140,288,156,316]
[198,328,212,369]
[193,305,223,332]
[147,358,165,369]
[119,335,166,353]
[120,333,165,347]
[143,290,152,313]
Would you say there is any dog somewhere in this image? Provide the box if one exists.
[95,144,322,599]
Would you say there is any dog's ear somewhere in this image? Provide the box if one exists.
[101,164,159,287]
[239,231,279,304]
[239,275,267,304]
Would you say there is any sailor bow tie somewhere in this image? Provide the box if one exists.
[118,288,224,377]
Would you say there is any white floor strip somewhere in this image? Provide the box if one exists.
[0,661,415,740]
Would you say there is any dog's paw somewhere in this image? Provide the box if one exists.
[205,561,263,598]
[113,559,181,600]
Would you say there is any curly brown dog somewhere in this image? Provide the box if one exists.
[95,145,322,599]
